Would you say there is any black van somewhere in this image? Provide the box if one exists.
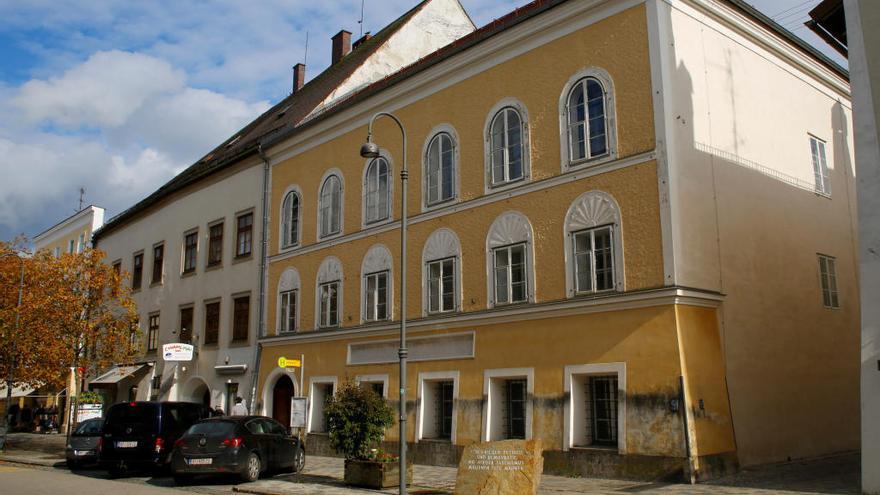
[100,401,211,477]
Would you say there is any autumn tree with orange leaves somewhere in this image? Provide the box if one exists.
[0,239,140,393]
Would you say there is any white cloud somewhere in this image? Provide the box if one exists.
[13,50,185,128]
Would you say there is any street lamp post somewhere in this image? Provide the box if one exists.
[361,112,408,495]
[1,252,25,452]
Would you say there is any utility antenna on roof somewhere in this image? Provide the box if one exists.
[304,31,310,67]
[77,187,85,212]
[358,0,365,37]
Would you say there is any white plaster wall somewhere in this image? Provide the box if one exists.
[654,0,860,466]
[95,159,264,411]
[845,0,880,492]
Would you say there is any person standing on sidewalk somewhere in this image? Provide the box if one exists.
[231,397,248,416]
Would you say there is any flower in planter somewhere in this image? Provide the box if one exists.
[325,380,394,461]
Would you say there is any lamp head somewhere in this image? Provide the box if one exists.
[360,141,380,158]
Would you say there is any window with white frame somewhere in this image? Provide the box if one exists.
[564,363,625,452]
[279,289,297,332]
[281,190,300,248]
[425,132,456,205]
[419,378,455,441]
[364,157,390,224]
[54,246,60,258]
[68,239,75,254]
[489,107,525,187]
[493,244,527,305]
[573,226,615,294]
[308,381,335,433]
[566,76,610,163]
[356,375,388,398]
[318,281,339,327]
[818,254,839,308]
[427,258,455,314]
[364,271,389,321]
[78,233,85,253]
[319,174,342,238]
[484,369,532,441]
[810,136,831,195]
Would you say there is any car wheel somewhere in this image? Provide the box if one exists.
[241,453,261,482]
[293,446,305,474]
[66,460,79,470]
[173,474,192,485]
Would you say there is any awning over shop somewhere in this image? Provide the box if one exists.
[0,384,37,398]
[90,364,149,386]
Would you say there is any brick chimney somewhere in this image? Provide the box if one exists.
[292,63,306,93]
[331,30,352,65]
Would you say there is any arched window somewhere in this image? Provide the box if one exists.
[425,132,456,206]
[422,228,462,315]
[281,189,300,248]
[319,174,342,238]
[563,191,624,296]
[364,157,390,225]
[560,67,618,169]
[486,212,535,307]
[489,107,525,186]
[278,268,300,333]
[316,257,343,328]
[361,244,393,323]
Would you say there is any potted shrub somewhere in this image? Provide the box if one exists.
[325,381,412,489]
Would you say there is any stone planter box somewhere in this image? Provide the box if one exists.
[344,459,413,489]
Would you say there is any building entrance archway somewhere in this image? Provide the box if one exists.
[272,375,295,427]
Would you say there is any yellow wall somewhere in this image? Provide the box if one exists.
[41,226,92,257]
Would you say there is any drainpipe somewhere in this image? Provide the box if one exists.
[679,375,696,483]
[248,143,270,414]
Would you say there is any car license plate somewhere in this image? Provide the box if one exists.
[187,458,212,465]
[74,450,91,456]
[116,441,137,448]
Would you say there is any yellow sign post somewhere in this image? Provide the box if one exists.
[277,356,301,368]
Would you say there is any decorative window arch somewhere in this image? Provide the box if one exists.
[559,68,617,170]
[360,244,393,323]
[363,153,392,226]
[315,256,343,328]
[421,228,462,315]
[318,170,344,239]
[422,124,460,209]
[563,191,624,296]
[486,211,536,307]
[485,98,530,191]
[277,267,300,333]
[280,186,302,249]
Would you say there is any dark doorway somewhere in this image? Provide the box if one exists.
[272,375,295,428]
[201,387,211,408]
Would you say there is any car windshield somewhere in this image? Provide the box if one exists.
[74,419,103,436]
[186,421,236,436]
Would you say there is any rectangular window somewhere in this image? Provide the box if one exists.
[132,252,143,289]
[183,231,198,274]
[112,261,121,275]
[505,379,527,439]
[588,376,619,446]
[573,226,614,293]
[147,313,159,352]
[151,244,164,285]
[819,254,840,308]
[54,246,61,258]
[319,282,339,327]
[236,213,253,258]
[68,239,75,254]
[208,222,223,266]
[77,233,85,253]
[232,295,250,341]
[437,381,454,439]
[493,244,527,305]
[811,136,831,195]
[179,307,193,344]
[427,258,455,313]
[280,290,297,333]
[204,301,220,345]
[309,382,335,433]
[364,271,389,321]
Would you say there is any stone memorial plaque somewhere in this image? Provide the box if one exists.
[454,439,543,495]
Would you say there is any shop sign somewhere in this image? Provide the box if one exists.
[162,343,194,362]
[76,403,103,423]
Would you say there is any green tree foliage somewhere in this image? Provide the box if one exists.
[325,381,394,460]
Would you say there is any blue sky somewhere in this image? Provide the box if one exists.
[0,0,845,241]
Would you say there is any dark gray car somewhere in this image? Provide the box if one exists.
[66,418,104,469]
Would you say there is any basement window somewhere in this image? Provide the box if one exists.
[418,373,458,442]
[483,368,532,441]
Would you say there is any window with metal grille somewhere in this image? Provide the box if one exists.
[232,295,250,341]
[505,379,526,439]
[567,77,608,162]
[132,252,143,289]
[427,257,455,313]
[179,307,193,344]
[282,191,300,247]
[819,254,839,308]
[280,289,297,332]
[493,243,527,305]
[489,107,524,186]
[437,381,454,440]
[573,226,614,293]
[236,213,253,258]
[204,301,220,345]
[364,158,390,224]
[364,271,389,321]
[810,136,831,195]
[319,281,339,327]
[208,223,223,266]
[147,313,159,352]
[183,231,198,274]
[319,175,342,238]
[588,376,618,446]
[426,132,455,205]
[151,244,164,284]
